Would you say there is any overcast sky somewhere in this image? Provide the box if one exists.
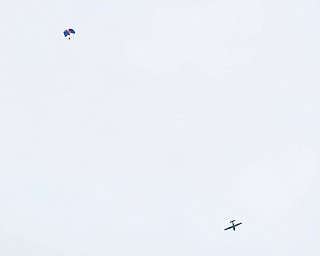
[1,0,320,255]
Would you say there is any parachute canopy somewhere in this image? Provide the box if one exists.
[63,28,75,39]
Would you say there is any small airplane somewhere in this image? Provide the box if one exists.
[224,220,242,231]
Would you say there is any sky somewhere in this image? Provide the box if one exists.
[0,0,320,255]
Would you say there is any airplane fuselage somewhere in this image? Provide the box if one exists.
[230,220,236,230]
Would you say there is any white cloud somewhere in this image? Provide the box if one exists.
[0,0,320,255]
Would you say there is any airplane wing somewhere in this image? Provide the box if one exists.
[224,226,233,231]
[234,222,242,227]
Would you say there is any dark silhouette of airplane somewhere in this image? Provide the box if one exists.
[224,220,242,231]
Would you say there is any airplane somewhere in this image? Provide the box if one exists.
[224,220,242,231]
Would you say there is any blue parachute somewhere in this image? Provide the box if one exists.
[63,28,75,40]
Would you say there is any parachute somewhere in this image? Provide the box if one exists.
[63,28,75,40]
